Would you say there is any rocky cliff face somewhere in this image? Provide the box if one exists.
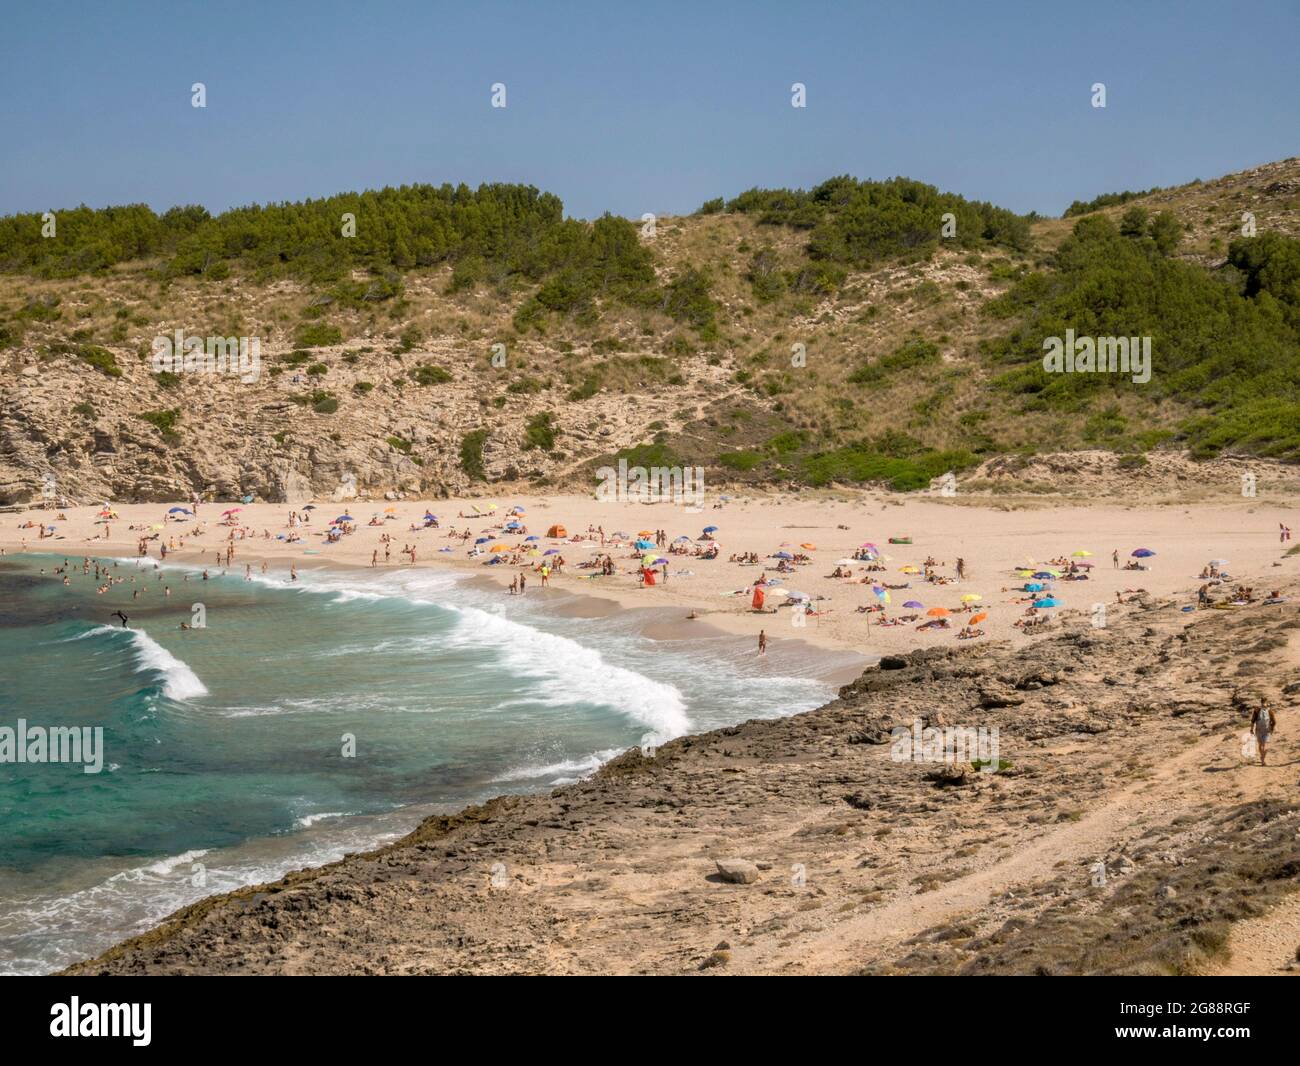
[0,340,724,505]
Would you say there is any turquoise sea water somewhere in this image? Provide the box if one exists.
[0,552,859,974]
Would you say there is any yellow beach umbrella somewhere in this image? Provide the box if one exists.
[960,593,982,603]
[901,565,920,574]
[1072,549,1092,557]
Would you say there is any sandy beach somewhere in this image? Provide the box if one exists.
[7,492,1297,658]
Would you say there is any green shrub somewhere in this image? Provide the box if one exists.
[77,344,121,377]
[410,364,451,386]
[523,411,557,451]
[460,428,489,479]
[294,323,342,347]
[137,408,179,440]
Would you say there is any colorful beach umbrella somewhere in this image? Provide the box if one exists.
[167,507,191,514]
[969,612,988,625]
[926,607,950,617]
[489,544,509,552]
[543,549,560,555]
[773,551,793,560]
[960,594,982,603]
[903,600,924,609]
[703,525,718,533]
[1132,548,1156,558]
[1072,550,1093,557]
[1035,597,1062,607]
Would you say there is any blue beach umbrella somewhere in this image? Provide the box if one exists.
[335,515,354,523]
[1035,597,1062,607]
[525,535,539,541]
[773,551,793,560]
[1132,548,1156,558]
[168,507,191,514]
[635,539,655,550]
[703,525,718,533]
[475,536,490,544]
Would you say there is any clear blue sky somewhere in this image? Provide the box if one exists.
[2,0,1296,221]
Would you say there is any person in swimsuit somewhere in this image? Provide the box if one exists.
[1249,699,1276,766]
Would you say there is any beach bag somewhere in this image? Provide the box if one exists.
[1240,731,1258,761]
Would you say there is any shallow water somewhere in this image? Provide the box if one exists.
[0,552,860,973]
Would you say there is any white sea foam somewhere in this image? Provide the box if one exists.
[491,747,626,785]
[445,605,690,743]
[75,625,208,701]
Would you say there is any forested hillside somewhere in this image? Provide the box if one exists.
[1,158,1298,503]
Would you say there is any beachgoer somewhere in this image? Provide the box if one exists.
[1249,699,1277,766]
[758,629,767,656]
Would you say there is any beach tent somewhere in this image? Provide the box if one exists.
[547,524,567,538]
